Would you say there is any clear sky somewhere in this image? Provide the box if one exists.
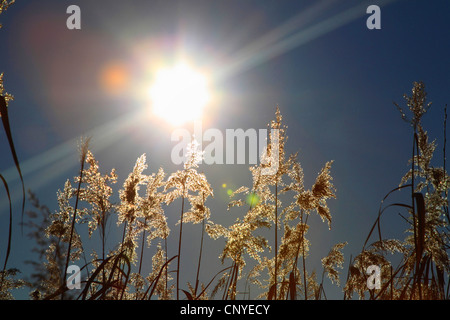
[0,0,449,299]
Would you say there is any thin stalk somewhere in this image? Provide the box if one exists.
[302,230,307,300]
[444,104,450,224]
[410,130,419,300]
[243,274,251,300]
[62,152,87,299]
[79,240,93,297]
[164,236,168,296]
[115,219,129,291]
[119,221,127,255]
[223,260,235,300]
[138,218,147,276]
[176,180,186,300]
[98,208,107,286]
[343,254,353,300]
[223,197,256,300]
[291,210,309,299]
[291,210,304,272]
[413,131,423,300]
[194,216,206,296]
[301,211,308,300]
[224,254,240,300]
[445,104,447,188]
[274,182,278,300]
[232,260,239,300]
[0,174,12,293]
[102,213,106,263]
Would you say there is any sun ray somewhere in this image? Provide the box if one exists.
[215,0,398,81]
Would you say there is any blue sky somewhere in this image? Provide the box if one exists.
[0,0,449,299]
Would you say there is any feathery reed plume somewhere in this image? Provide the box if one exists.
[165,139,213,299]
[117,153,148,265]
[75,149,117,288]
[0,1,15,30]
[321,242,347,287]
[22,191,66,298]
[0,268,26,300]
[224,107,339,300]
[138,167,168,272]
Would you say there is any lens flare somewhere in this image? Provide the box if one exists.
[100,62,130,95]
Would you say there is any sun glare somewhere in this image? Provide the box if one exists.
[149,63,210,126]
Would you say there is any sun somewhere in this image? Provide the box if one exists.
[149,63,210,126]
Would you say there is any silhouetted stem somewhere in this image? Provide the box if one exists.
[62,155,86,299]
[138,217,148,277]
[164,237,168,295]
[274,182,278,300]
[194,216,205,296]
[176,180,186,300]
[291,210,308,299]
[301,212,307,300]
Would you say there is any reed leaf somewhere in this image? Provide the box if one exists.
[288,271,296,300]
[413,193,425,265]
[267,283,276,300]
[0,95,25,229]
[182,289,193,300]
[0,174,12,275]
[196,266,232,300]
[79,255,115,300]
[143,255,177,300]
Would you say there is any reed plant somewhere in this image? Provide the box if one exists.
[344,82,450,300]
[3,85,449,300]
